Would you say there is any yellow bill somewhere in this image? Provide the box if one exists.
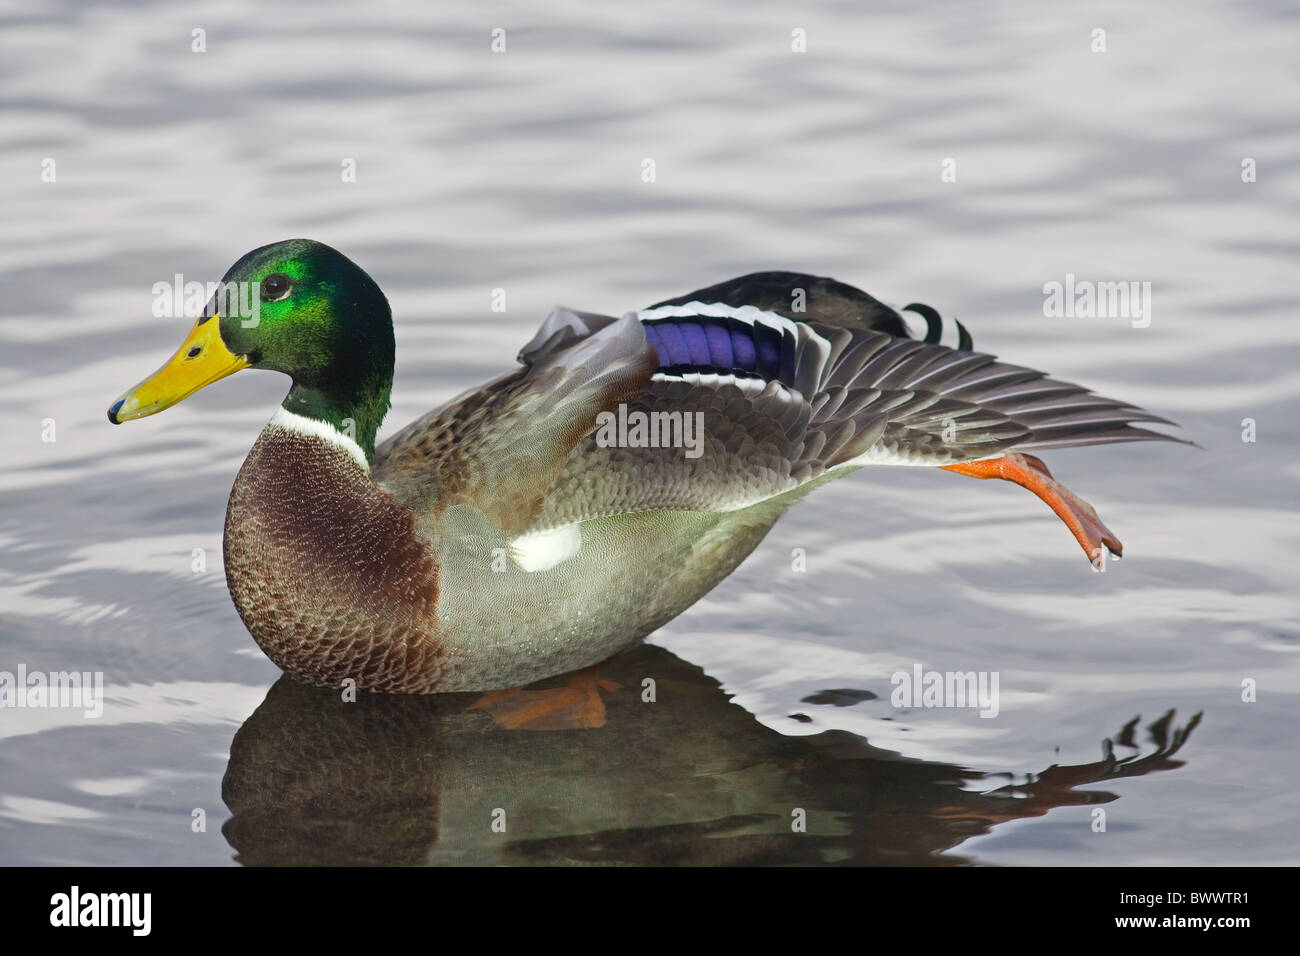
[108,316,249,423]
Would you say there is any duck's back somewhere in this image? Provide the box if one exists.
[646,271,912,336]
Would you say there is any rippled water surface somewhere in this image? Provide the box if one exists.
[1,0,1297,865]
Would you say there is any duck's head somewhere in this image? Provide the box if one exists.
[107,239,394,461]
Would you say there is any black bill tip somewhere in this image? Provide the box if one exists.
[107,399,124,424]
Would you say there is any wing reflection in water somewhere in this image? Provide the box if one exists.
[221,645,1200,865]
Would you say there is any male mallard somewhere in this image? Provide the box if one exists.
[108,240,1182,695]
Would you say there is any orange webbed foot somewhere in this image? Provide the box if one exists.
[941,453,1122,568]
[468,667,621,731]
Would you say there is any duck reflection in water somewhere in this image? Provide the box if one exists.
[222,644,1200,866]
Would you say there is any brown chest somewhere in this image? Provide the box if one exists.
[222,426,447,692]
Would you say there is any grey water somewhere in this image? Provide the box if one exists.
[0,0,1296,865]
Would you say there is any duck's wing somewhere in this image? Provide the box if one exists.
[530,273,1185,528]
[378,273,1184,535]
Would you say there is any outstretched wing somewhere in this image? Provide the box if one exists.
[532,273,1183,528]
[379,272,1183,534]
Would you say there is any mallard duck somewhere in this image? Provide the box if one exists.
[108,239,1183,696]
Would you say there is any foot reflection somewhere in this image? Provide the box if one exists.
[221,644,1200,865]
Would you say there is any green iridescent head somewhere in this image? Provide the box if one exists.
[108,239,394,463]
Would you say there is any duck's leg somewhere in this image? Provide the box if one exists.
[940,453,1122,567]
[467,667,621,731]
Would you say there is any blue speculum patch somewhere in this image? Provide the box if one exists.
[643,315,786,380]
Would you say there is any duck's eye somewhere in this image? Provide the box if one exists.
[260,273,292,302]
